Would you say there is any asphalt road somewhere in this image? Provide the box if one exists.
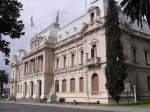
[0,103,114,112]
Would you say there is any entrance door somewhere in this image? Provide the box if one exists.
[24,83,27,98]
[38,81,42,97]
[31,82,34,97]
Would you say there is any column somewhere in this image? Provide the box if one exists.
[76,43,78,68]
[35,58,37,71]
[67,45,69,68]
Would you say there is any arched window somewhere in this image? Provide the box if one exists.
[79,77,84,92]
[70,78,75,92]
[92,73,99,92]
[62,79,66,92]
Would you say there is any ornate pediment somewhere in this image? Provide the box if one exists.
[80,23,89,34]
[88,6,99,13]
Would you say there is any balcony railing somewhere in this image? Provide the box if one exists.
[78,63,84,69]
[70,65,76,71]
[87,57,101,66]
[61,67,67,73]
[54,69,61,74]
[10,78,14,83]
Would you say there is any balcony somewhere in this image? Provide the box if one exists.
[54,69,61,74]
[78,63,84,69]
[86,57,101,66]
[61,67,67,73]
[10,78,14,83]
[70,65,76,71]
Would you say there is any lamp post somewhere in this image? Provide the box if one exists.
[85,53,89,104]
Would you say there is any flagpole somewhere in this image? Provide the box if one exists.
[34,26,37,34]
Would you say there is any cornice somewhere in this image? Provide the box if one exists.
[54,22,104,49]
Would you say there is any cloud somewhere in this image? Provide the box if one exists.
[0,0,94,82]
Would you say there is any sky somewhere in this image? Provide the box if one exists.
[1,0,96,87]
[2,0,121,87]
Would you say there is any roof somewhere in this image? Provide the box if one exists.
[119,11,150,35]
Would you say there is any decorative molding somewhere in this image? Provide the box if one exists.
[62,52,67,57]
[55,55,60,59]
[66,31,69,35]
[90,38,98,47]
[59,35,62,39]
[79,46,84,51]
[74,27,77,32]
[131,44,138,49]
[144,48,149,51]
[70,50,76,54]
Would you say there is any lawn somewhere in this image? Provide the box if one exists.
[97,101,150,108]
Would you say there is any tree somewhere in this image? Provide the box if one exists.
[105,0,127,104]
[120,0,150,27]
[0,0,25,65]
[0,70,9,98]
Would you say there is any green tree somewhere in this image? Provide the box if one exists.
[0,70,9,98]
[0,0,25,65]
[105,0,127,104]
[120,0,150,27]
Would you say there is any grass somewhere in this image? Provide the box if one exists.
[84,101,150,108]
[40,100,150,108]
[103,101,150,107]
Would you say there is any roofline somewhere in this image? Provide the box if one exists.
[59,13,88,31]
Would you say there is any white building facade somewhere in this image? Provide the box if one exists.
[10,0,150,103]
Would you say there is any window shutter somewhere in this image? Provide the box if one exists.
[80,77,83,92]
[92,74,99,92]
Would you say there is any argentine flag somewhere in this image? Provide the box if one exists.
[30,15,34,27]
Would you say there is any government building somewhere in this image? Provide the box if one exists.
[10,0,150,103]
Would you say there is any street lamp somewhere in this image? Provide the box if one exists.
[85,53,89,104]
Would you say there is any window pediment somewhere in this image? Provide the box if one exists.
[90,38,98,46]
[79,46,84,51]
[70,50,76,54]
[144,48,149,51]
[55,55,60,59]
[62,53,67,57]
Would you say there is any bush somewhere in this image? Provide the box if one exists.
[97,101,100,104]
[59,98,65,103]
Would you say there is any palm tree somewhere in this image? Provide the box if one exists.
[120,0,150,27]
[0,70,9,98]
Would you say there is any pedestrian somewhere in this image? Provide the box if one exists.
[14,97,17,102]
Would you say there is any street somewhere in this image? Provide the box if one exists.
[0,103,114,112]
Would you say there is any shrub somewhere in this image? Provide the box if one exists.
[97,101,100,104]
[59,98,65,103]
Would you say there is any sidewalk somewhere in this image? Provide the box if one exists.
[1,101,150,112]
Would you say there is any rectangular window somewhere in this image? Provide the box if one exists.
[148,77,150,90]
[41,57,43,71]
[81,51,84,63]
[72,54,75,65]
[145,51,148,64]
[91,13,94,22]
[91,45,97,58]
[55,80,59,92]
[62,80,66,92]
[56,59,59,69]
[133,49,137,62]
[79,77,84,92]
[64,57,66,67]
[70,78,75,92]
